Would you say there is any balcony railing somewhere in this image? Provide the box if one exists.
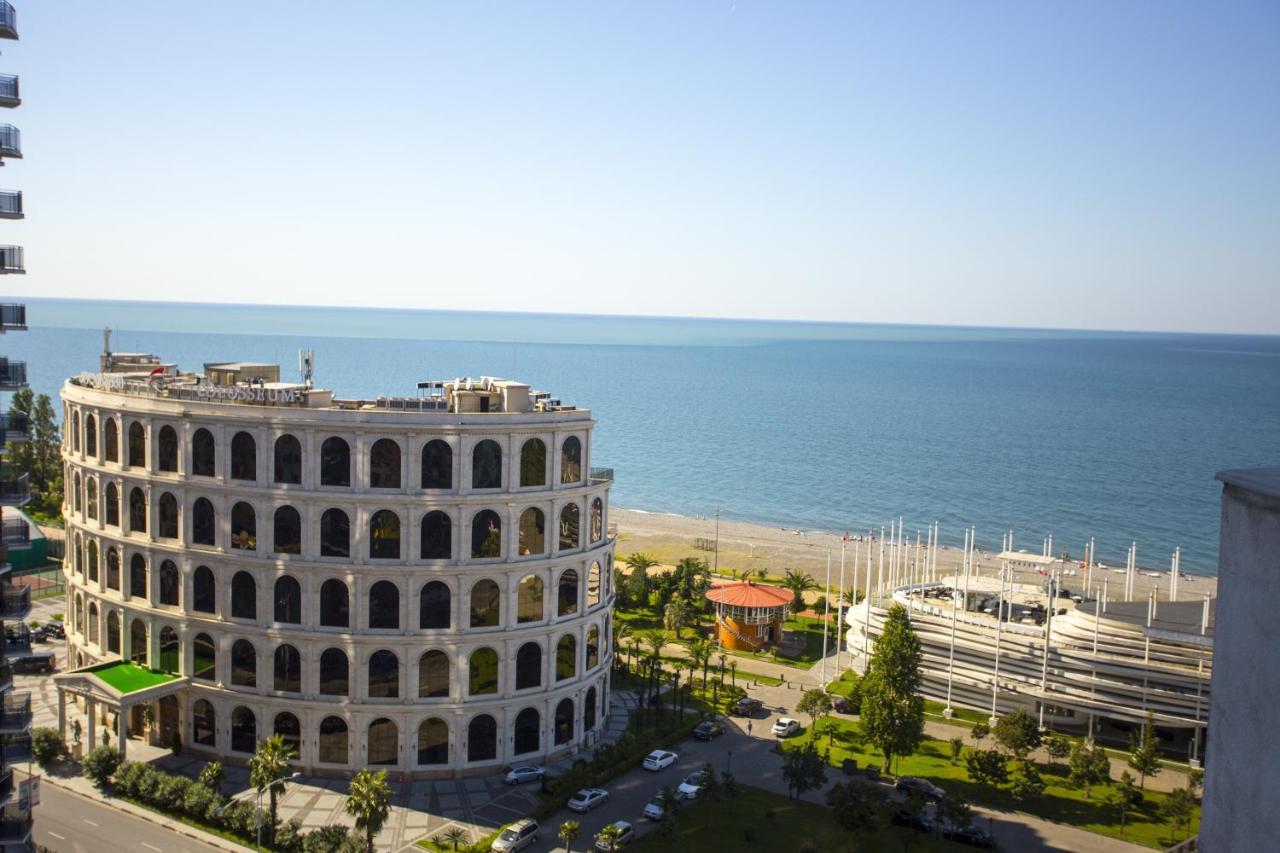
[0,473,27,507]
[0,413,27,447]
[0,125,18,158]
[0,193,20,221]
[0,3,15,41]
[2,736,30,765]
[0,246,22,275]
[0,770,11,807]
[0,75,16,108]
[0,304,22,329]
[0,586,26,618]
[0,665,12,692]
[590,467,614,484]
[0,519,26,547]
[0,694,28,732]
[0,818,32,842]
[0,360,25,388]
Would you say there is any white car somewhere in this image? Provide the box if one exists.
[642,749,677,771]
[676,770,707,800]
[772,717,802,738]
[490,818,539,852]
[503,765,545,785]
[567,787,610,813]
[594,820,636,850]
[643,794,668,821]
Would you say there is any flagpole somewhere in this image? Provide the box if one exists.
[820,549,832,684]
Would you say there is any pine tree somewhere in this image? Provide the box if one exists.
[859,604,925,772]
[1128,711,1162,790]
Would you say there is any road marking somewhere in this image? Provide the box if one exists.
[81,819,99,827]
[141,843,163,852]
[46,832,65,841]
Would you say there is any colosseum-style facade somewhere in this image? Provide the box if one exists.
[60,358,615,777]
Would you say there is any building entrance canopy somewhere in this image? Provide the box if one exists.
[53,662,188,761]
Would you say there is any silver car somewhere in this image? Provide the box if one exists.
[491,818,539,852]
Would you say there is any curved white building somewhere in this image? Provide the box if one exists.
[59,356,615,777]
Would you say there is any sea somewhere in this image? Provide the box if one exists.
[10,297,1280,577]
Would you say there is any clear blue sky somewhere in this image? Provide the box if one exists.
[5,1,1278,333]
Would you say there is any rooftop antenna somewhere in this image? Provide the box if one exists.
[103,326,112,357]
[298,348,315,388]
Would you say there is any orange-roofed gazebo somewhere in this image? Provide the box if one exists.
[705,581,793,651]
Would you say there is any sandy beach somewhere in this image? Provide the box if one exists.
[612,507,1218,601]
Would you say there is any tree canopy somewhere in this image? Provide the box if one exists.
[859,604,925,772]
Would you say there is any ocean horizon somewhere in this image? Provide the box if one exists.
[10,296,1280,576]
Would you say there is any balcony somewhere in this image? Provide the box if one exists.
[0,694,25,735]
[0,587,26,619]
[0,3,14,41]
[0,246,22,275]
[0,76,16,109]
[0,414,26,448]
[0,193,19,221]
[0,664,12,693]
[0,818,32,844]
[0,125,18,160]
[0,304,22,330]
[0,520,25,548]
[0,769,10,808]
[2,736,29,765]
[0,360,24,389]
[590,466,614,484]
[0,474,27,508]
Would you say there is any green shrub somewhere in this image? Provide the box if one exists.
[181,781,217,821]
[302,825,364,853]
[154,774,192,811]
[31,727,64,768]
[134,764,162,803]
[112,761,147,798]
[274,818,306,853]
[219,800,257,837]
[81,745,121,789]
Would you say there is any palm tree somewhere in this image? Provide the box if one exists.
[781,568,817,613]
[641,629,668,714]
[615,623,633,669]
[663,598,691,637]
[595,822,624,852]
[437,826,468,851]
[248,734,295,847]
[686,639,710,689]
[624,553,658,606]
[558,819,581,853]
[345,769,393,853]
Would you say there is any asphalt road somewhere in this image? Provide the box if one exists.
[35,782,230,853]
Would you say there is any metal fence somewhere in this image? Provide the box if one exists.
[0,303,23,327]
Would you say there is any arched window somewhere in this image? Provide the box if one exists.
[320,436,350,486]
[469,647,498,696]
[368,718,398,765]
[191,428,215,477]
[274,644,301,693]
[193,633,216,681]
[192,497,216,546]
[158,425,178,472]
[231,639,257,687]
[368,650,399,699]
[471,509,501,559]
[591,497,604,542]
[231,501,257,550]
[369,439,401,489]
[87,540,99,582]
[130,618,147,664]
[231,571,257,619]
[418,650,449,698]
[193,566,216,613]
[417,718,448,765]
[558,569,579,616]
[271,506,301,555]
[559,504,580,550]
[420,510,451,559]
[369,510,401,559]
[159,626,179,673]
[85,414,97,457]
[105,482,120,526]
[106,610,121,654]
[467,715,497,762]
[320,508,350,557]
[517,575,544,624]
[514,708,540,755]
[128,421,146,468]
[319,716,348,763]
[72,411,81,452]
[159,560,179,606]
[561,436,582,483]
[231,706,256,753]
[193,700,216,747]
[556,635,576,681]
[587,626,600,669]
[73,472,81,513]
[588,561,602,607]
[472,440,502,489]
[369,580,400,629]
[320,579,350,628]
[584,687,598,732]
[516,642,542,690]
[469,579,500,628]
[231,431,257,481]
[554,698,574,745]
[103,418,119,462]
[86,477,98,521]
[274,712,301,756]
[419,581,450,630]
[105,547,120,590]
[274,575,301,624]
[421,439,452,489]
[319,648,349,696]
[519,438,546,487]
[158,492,178,538]
[518,507,545,556]
[273,434,302,484]
[129,487,147,532]
[129,553,148,599]
[74,595,83,635]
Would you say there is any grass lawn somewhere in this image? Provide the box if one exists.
[720,614,829,670]
[627,783,966,853]
[87,661,180,694]
[788,717,1199,849]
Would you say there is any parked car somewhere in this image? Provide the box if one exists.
[891,808,935,833]
[491,818,539,852]
[692,720,725,741]
[895,777,946,802]
[733,697,764,717]
[12,653,54,674]
[567,788,609,813]
[642,749,677,771]
[44,622,65,639]
[772,717,802,738]
[29,627,46,644]
[643,794,668,821]
[942,826,996,848]
[503,765,545,785]
[830,695,852,713]
[676,770,707,800]
[594,820,635,850]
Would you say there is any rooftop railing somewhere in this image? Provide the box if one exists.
[0,125,19,158]
[590,467,614,484]
[0,519,26,547]
[0,360,25,387]
[0,246,22,274]
[0,3,15,41]
[0,304,23,329]
[0,473,27,506]
[0,75,17,106]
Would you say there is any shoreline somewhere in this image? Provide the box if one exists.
[611,506,1220,599]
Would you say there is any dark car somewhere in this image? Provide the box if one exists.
[943,826,996,848]
[891,809,934,833]
[44,622,65,639]
[29,627,46,644]
[733,697,763,717]
[693,720,725,741]
[830,695,852,713]
[895,776,946,802]
[12,653,55,674]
